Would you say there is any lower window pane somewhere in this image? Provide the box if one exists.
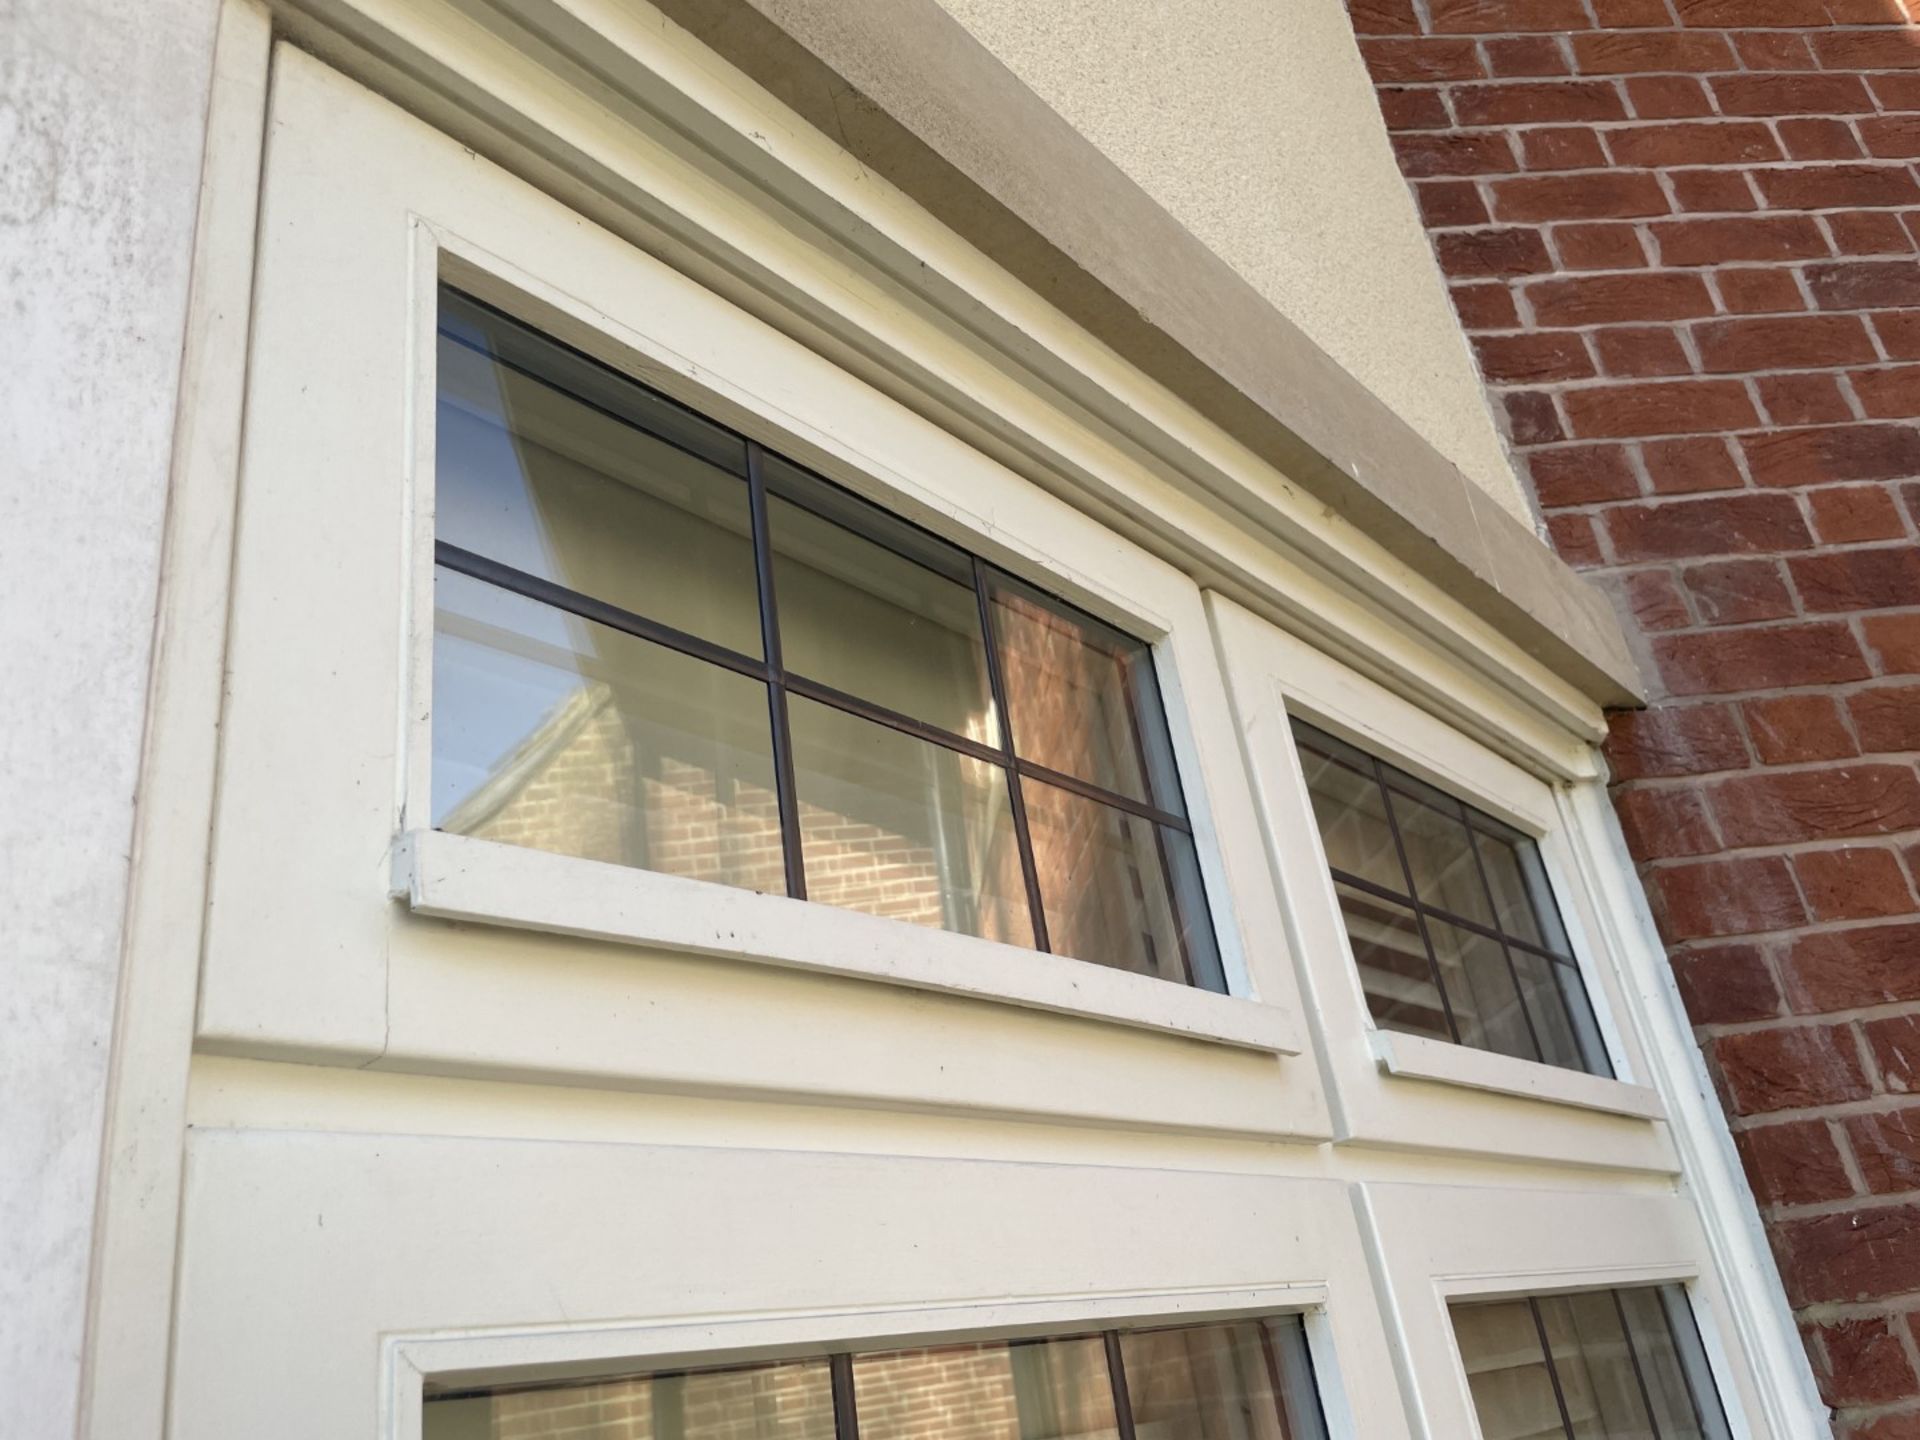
[1538,1291,1655,1439]
[1336,886,1452,1042]
[1022,778,1223,989]
[424,1358,836,1440]
[854,1337,1117,1440]
[787,696,1034,946]
[1120,1317,1328,1440]
[1454,1301,1566,1440]
[432,569,785,892]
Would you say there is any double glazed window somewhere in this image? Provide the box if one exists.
[430,288,1221,989]
[1292,720,1609,1075]
[1452,1286,1729,1440]
[423,1315,1328,1440]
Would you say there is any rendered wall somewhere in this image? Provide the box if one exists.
[1348,1,1920,1434]
[930,0,1536,525]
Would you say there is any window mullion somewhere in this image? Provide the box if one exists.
[1376,760,1465,1046]
[1611,1290,1667,1440]
[829,1354,860,1440]
[974,556,1052,953]
[1102,1332,1140,1440]
[1529,1298,1580,1440]
[747,441,808,902]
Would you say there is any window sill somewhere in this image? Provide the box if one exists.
[393,830,1300,1056]
[1368,1029,1664,1121]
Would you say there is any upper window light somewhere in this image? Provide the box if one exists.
[430,287,1222,990]
[1291,720,1611,1076]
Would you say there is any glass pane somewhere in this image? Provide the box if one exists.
[854,1337,1119,1440]
[437,293,762,657]
[1539,1292,1657,1440]
[1428,919,1537,1063]
[1297,748,1406,894]
[787,696,1033,946]
[1022,778,1222,989]
[1120,1319,1328,1440]
[767,491,996,742]
[1641,1287,1732,1440]
[990,573,1181,812]
[423,1358,837,1440]
[1512,950,1609,1077]
[1387,779,1497,926]
[1452,1301,1564,1440]
[432,568,785,893]
[1475,825,1575,957]
[1336,885,1451,1042]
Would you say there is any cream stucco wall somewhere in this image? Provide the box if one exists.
[931,0,1533,524]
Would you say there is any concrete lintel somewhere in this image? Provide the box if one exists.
[650,0,1644,707]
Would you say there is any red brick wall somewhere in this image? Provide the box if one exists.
[1349,1,1920,1433]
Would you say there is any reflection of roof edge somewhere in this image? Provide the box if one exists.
[439,682,615,836]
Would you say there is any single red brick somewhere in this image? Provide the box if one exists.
[1798,846,1918,922]
[1695,315,1875,373]
[1606,703,1749,778]
[1671,942,1782,1023]
[1757,373,1853,428]
[1851,684,1920,753]
[1594,326,1692,378]
[1417,180,1491,228]
[1675,0,1869,19]
[1493,171,1670,223]
[1713,765,1920,847]
[1785,921,1920,1011]
[1453,81,1628,127]
[1527,444,1639,507]
[1874,312,1920,361]
[1552,223,1648,270]
[1573,30,1736,74]
[1776,1202,1920,1305]
[1393,131,1520,179]
[1732,32,1817,71]
[1735,1119,1852,1208]
[1627,75,1714,121]
[1757,166,1920,212]
[1378,87,1453,132]
[1715,267,1807,314]
[1608,122,1783,169]
[1528,271,1714,327]
[1851,366,1920,419]
[1779,118,1866,162]
[1815,31,1920,71]
[1473,332,1595,384]
[1642,439,1744,496]
[1653,855,1809,941]
[1810,485,1908,544]
[1652,215,1830,268]
[1862,116,1920,160]
[1711,74,1876,118]
[1875,73,1920,111]
[1437,227,1553,278]
[1426,0,1591,31]
[1612,783,1720,864]
[1450,281,1519,329]
[1743,425,1920,488]
[1744,694,1860,764]
[1348,0,1422,33]
[1669,168,1760,213]
[1869,1013,1920,1091]
[1617,568,1692,633]
[1830,211,1917,256]
[1545,511,1604,566]
[1504,390,1565,444]
[1808,1315,1919,1407]
[1360,38,1487,84]
[1791,548,1920,612]
[1864,612,1920,673]
[1485,36,1570,78]
[1566,380,1758,438]
[1653,621,1871,694]
[1591,0,1672,23]
[1808,260,1920,309]
[1521,126,1607,172]
[1715,1024,1871,1118]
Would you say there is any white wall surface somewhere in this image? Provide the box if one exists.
[931,0,1532,524]
[0,0,219,1433]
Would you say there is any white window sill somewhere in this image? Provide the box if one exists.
[392,830,1300,1056]
[1369,1029,1665,1121]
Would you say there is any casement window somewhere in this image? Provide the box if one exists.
[424,1315,1328,1440]
[432,287,1221,991]
[1451,1286,1729,1440]
[1291,719,1609,1077]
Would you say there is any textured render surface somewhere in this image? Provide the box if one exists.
[1350,1,1920,1434]
[931,0,1531,524]
[0,0,219,1432]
